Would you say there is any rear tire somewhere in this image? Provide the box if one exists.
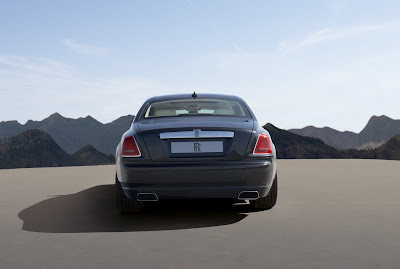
[116,176,144,213]
[249,174,278,210]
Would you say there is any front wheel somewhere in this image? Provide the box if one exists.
[249,174,278,210]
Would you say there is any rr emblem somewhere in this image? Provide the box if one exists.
[194,142,201,152]
[194,129,201,138]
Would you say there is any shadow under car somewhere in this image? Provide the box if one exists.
[18,184,254,233]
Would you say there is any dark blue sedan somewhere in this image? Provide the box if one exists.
[115,93,277,212]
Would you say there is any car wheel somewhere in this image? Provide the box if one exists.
[115,176,144,213]
[249,174,278,210]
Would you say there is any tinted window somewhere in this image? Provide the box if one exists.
[143,99,248,118]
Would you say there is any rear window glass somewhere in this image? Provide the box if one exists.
[143,99,248,118]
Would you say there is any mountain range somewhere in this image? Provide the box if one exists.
[265,123,400,160]
[289,115,400,149]
[1,120,400,170]
[0,113,134,155]
[1,113,400,169]
[264,123,338,158]
[0,130,114,169]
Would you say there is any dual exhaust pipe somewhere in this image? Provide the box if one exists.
[137,191,259,201]
[238,191,259,200]
[137,193,159,202]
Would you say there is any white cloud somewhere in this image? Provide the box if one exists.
[62,39,107,56]
[300,23,394,46]
[280,21,400,53]
[0,55,74,77]
[233,43,249,57]
[209,40,400,132]
[0,55,162,124]
[2,44,400,133]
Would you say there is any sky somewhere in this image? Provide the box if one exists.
[1,0,400,132]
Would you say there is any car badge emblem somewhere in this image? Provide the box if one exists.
[194,129,201,138]
[194,142,201,152]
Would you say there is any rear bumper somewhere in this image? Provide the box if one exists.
[118,158,276,200]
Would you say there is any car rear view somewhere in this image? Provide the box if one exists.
[115,93,277,212]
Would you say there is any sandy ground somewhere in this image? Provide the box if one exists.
[1,159,400,269]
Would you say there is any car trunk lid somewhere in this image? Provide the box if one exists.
[137,116,254,162]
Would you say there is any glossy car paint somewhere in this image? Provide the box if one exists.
[116,94,277,200]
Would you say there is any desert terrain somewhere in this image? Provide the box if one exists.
[1,159,400,268]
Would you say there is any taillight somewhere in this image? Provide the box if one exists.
[253,133,273,155]
[121,136,141,157]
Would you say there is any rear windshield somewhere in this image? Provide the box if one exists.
[143,98,248,118]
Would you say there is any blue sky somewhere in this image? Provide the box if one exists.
[1,0,400,131]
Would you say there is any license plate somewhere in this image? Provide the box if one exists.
[171,141,223,153]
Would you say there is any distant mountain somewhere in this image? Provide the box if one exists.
[263,123,339,158]
[289,126,359,149]
[72,145,115,166]
[358,115,400,147]
[289,115,400,149]
[267,123,400,160]
[0,130,72,169]
[0,130,115,169]
[0,113,134,155]
[374,135,400,160]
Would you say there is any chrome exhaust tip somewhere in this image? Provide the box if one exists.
[137,193,159,202]
[238,191,259,200]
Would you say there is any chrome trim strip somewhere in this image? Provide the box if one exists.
[137,193,159,202]
[160,130,234,139]
[237,191,259,200]
[250,153,274,157]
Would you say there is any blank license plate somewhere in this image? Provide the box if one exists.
[171,141,223,153]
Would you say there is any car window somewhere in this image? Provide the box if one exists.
[143,99,248,118]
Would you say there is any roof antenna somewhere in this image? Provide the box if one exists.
[192,91,197,99]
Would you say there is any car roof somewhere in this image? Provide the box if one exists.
[144,93,246,103]
[134,93,256,122]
